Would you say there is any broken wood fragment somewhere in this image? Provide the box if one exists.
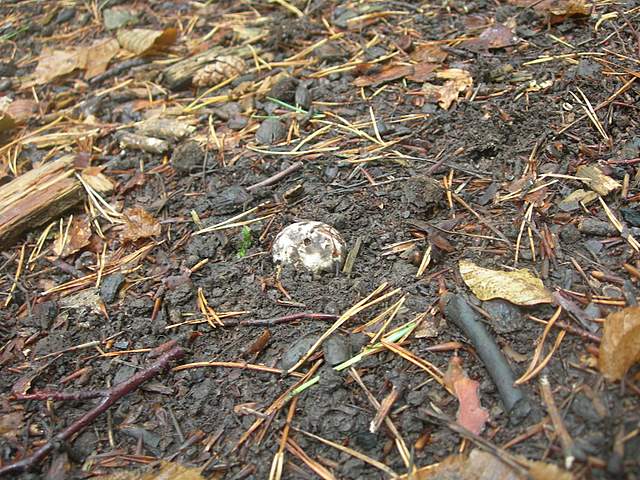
[0,155,83,249]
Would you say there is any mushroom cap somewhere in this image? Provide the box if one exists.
[272,221,346,274]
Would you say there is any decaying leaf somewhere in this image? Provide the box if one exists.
[459,259,553,305]
[557,189,598,212]
[444,356,489,435]
[84,38,121,78]
[421,68,473,109]
[0,411,23,439]
[54,216,92,257]
[117,28,178,55]
[192,55,245,87]
[599,306,640,381]
[353,64,414,87]
[465,23,518,49]
[411,44,449,63]
[397,449,573,480]
[122,207,161,242]
[34,48,81,84]
[576,165,621,196]
[103,7,139,30]
[33,39,120,84]
[101,461,205,480]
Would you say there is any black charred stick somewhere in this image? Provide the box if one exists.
[441,293,531,423]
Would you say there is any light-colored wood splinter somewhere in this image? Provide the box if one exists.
[0,155,83,249]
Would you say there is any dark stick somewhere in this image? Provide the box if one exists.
[0,346,185,477]
[89,58,148,85]
[221,312,338,327]
[441,293,531,424]
[246,161,303,192]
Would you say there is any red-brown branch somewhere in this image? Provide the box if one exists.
[0,346,185,477]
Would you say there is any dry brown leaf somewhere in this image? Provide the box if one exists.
[411,44,449,63]
[3,99,38,125]
[122,207,161,242]
[459,259,553,305]
[576,165,621,196]
[34,49,82,84]
[192,55,245,87]
[406,63,438,82]
[444,356,489,435]
[353,64,414,87]
[527,460,573,480]
[54,216,92,258]
[397,449,573,480]
[117,28,178,55]
[84,38,120,78]
[101,461,205,480]
[557,189,598,212]
[468,23,518,49]
[0,411,23,439]
[599,306,640,381]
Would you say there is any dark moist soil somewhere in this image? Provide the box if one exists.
[0,0,639,479]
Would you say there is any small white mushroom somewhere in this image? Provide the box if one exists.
[272,221,346,274]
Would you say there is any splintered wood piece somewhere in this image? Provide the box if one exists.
[0,155,83,248]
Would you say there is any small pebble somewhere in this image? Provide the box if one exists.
[255,118,287,145]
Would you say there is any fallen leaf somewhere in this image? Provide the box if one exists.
[192,55,245,87]
[103,7,139,30]
[557,189,598,212]
[101,461,205,480]
[459,259,553,305]
[397,448,574,480]
[353,64,414,87]
[444,357,489,435]
[122,207,161,242]
[117,28,178,55]
[406,63,438,82]
[34,49,81,84]
[599,306,640,381]
[54,216,92,257]
[0,411,23,438]
[465,23,518,49]
[411,44,449,63]
[2,99,38,125]
[576,165,621,196]
[84,38,120,78]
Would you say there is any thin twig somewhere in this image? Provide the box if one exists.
[0,346,185,477]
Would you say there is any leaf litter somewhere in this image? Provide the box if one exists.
[0,0,638,479]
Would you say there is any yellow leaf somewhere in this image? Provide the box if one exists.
[459,259,553,306]
[84,38,121,78]
[599,306,640,381]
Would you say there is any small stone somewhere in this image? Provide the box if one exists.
[314,42,345,62]
[402,175,444,217]
[294,83,312,110]
[268,77,297,103]
[621,207,640,227]
[255,118,287,145]
[323,335,351,366]
[281,335,318,370]
[0,62,16,78]
[559,223,581,243]
[482,299,524,333]
[25,300,58,329]
[171,141,205,173]
[578,218,618,236]
[100,273,125,303]
[227,114,248,130]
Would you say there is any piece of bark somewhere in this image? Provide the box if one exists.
[161,45,254,89]
[0,155,83,249]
